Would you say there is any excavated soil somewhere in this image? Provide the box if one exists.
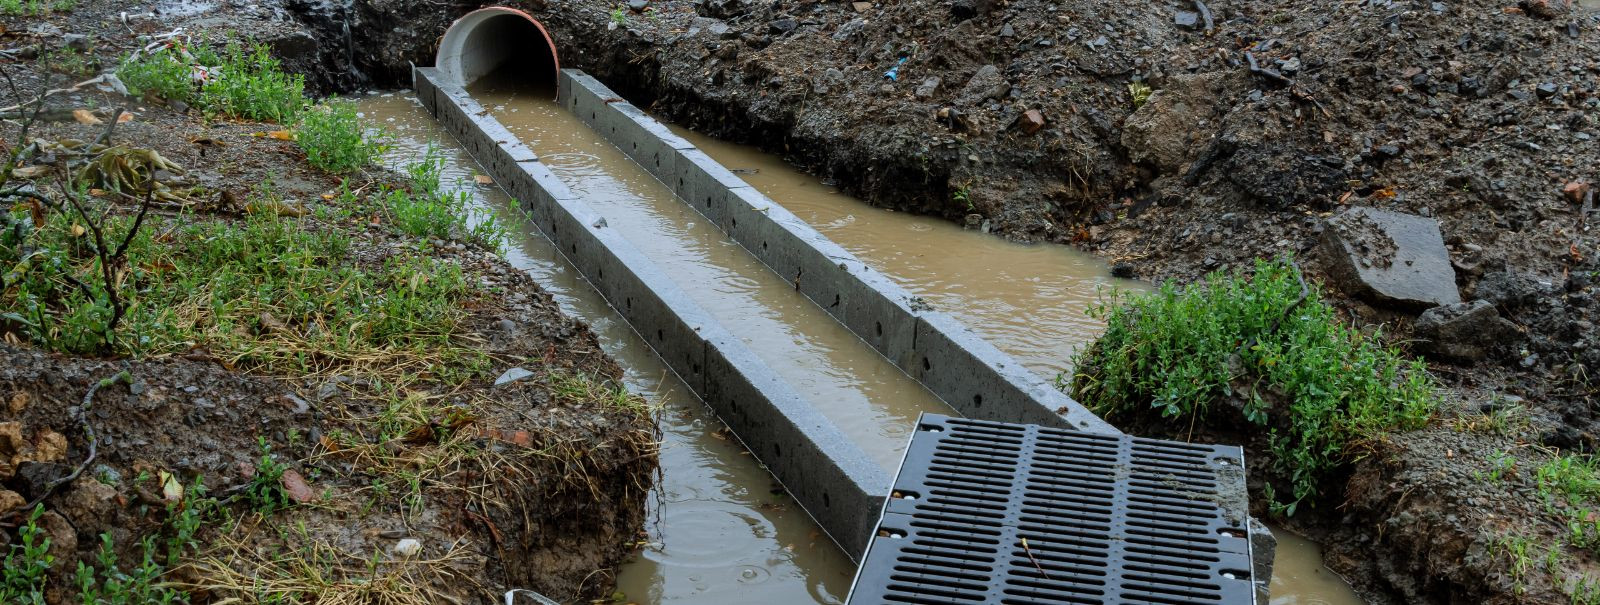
[19,0,1599,602]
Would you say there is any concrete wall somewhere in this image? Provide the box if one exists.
[415,67,889,558]
[557,69,1117,435]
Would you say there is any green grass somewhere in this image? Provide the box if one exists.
[1,182,487,377]
[1539,455,1600,506]
[1069,258,1437,514]
[296,100,385,174]
[0,0,65,16]
[548,371,653,419]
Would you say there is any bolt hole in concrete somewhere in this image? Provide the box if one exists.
[359,57,1361,605]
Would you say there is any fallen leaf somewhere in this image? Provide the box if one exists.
[88,188,107,197]
[1373,187,1397,199]
[258,312,287,333]
[280,469,316,503]
[473,174,493,185]
[158,470,183,502]
[267,130,294,141]
[70,223,86,237]
[72,109,102,125]
[117,112,134,123]
[11,165,50,179]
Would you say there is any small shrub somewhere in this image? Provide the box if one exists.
[247,437,291,514]
[200,43,305,123]
[296,101,384,174]
[1069,258,1437,514]
[116,47,197,106]
[385,152,504,250]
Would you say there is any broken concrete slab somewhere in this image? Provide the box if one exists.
[1414,300,1518,362]
[1321,207,1460,309]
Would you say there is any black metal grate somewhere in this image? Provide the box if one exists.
[847,414,1256,605]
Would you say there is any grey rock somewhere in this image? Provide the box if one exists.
[949,0,993,21]
[1321,207,1460,309]
[956,65,1008,105]
[315,381,341,402]
[286,393,311,415]
[628,0,648,10]
[1173,11,1200,29]
[813,67,845,95]
[1414,300,1518,362]
[914,76,941,100]
[999,23,1015,38]
[61,33,91,51]
[15,462,71,501]
[769,18,798,35]
[495,367,535,387]
[1537,82,1559,99]
[1474,270,1548,307]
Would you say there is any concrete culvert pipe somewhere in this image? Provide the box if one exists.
[436,7,559,90]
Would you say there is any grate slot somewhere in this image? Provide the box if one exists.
[849,414,1255,605]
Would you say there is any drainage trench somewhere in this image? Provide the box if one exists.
[359,8,1362,602]
[358,88,1362,605]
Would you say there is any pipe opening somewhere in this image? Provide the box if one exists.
[436,7,559,91]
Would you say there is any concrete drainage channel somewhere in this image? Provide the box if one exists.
[415,23,1272,595]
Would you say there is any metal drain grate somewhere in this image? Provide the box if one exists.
[846,414,1256,605]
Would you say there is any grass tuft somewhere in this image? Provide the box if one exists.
[1068,258,1437,514]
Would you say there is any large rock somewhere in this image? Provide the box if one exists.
[1121,73,1226,174]
[1414,300,1518,362]
[956,65,1009,106]
[1321,207,1460,309]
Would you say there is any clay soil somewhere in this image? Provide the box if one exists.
[0,4,657,604]
[22,0,1599,602]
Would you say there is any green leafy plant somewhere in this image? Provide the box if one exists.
[247,437,291,514]
[200,43,305,123]
[1539,454,1600,507]
[117,47,200,106]
[383,152,504,251]
[1128,81,1153,108]
[953,185,973,212]
[296,100,385,174]
[1,506,53,604]
[1069,258,1437,514]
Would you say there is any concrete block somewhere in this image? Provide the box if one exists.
[702,332,890,557]
[913,311,1116,433]
[413,67,440,117]
[420,68,889,559]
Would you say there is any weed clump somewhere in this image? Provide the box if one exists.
[1069,258,1437,514]
[296,100,384,174]
[118,42,304,123]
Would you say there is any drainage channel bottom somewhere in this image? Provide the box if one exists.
[847,414,1256,605]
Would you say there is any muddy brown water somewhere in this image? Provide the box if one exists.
[356,86,1363,604]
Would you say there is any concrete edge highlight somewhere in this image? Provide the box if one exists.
[414,67,888,558]
[558,69,1117,435]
